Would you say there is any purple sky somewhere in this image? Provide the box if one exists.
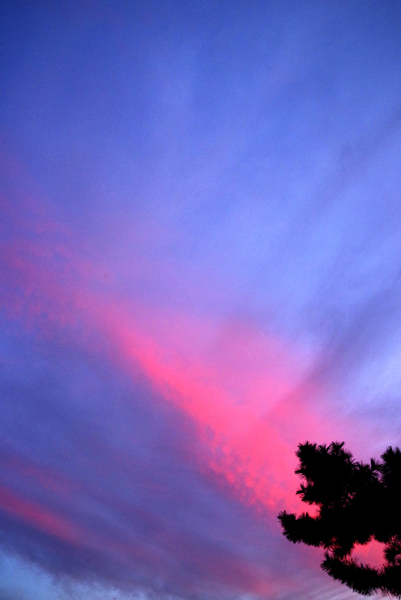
[1,1,401,599]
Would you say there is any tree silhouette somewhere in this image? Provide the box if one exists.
[278,442,401,597]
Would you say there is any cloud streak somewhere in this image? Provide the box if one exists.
[2,1,401,599]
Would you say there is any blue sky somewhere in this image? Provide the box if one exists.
[1,1,401,598]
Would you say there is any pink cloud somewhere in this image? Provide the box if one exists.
[0,170,357,525]
[0,485,82,546]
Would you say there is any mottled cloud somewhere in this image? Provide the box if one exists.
[1,1,401,599]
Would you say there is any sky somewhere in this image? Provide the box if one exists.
[1,1,401,598]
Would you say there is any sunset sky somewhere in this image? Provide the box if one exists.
[1,1,401,599]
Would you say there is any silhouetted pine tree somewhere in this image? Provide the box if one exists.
[278,442,401,597]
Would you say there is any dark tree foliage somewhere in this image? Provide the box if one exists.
[278,442,401,597]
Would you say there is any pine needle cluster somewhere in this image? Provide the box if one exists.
[278,442,401,597]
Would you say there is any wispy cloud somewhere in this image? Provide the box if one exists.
[1,1,401,599]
